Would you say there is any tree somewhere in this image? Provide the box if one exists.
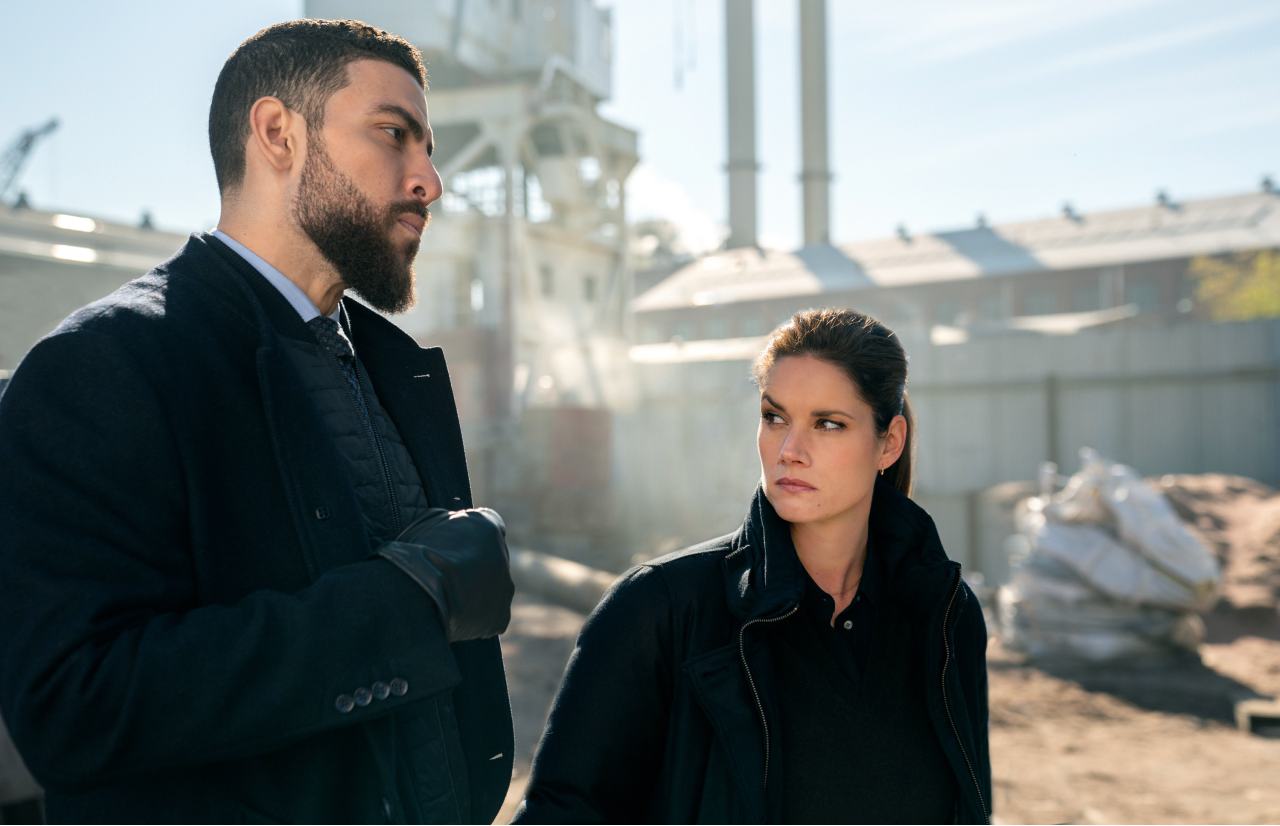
[1189,249,1280,321]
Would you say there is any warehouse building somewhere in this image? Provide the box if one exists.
[0,205,187,374]
[632,184,1280,350]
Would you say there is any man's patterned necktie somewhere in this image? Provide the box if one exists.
[307,315,372,429]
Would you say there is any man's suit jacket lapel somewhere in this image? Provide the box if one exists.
[345,301,474,511]
[194,234,374,576]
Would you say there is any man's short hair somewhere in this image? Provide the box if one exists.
[209,19,426,193]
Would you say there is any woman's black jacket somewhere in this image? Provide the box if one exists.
[515,479,991,824]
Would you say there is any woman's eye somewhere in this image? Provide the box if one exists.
[817,418,844,430]
[762,411,784,425]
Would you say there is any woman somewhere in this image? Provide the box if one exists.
[514,309,990,824]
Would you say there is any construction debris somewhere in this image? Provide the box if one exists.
[1235,698,1280,737]
[998,449,1222,662]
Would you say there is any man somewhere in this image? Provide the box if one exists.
[0,20,515,824]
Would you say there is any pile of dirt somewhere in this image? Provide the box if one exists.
[1156,474,1280,613]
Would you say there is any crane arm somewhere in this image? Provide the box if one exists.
[0,118,59,205]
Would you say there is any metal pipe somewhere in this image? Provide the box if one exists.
[799,0,830,246]
[725,0,758,250]
[510,548,618,615]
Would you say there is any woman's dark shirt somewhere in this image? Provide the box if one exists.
[797,534,882,686]
[773,546,959,824]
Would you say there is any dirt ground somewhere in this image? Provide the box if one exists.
[988,633,1280,824]
[493,475,1280,825]
[495,595,585,823]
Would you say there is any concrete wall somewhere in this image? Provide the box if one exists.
[609,318,1280,580]
[612,357,763,557]
[0,207,187,370]
[0,255,147,369]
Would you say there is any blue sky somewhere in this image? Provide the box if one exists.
[1,1,1276,251]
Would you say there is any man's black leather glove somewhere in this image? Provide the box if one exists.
[375,507,514,642]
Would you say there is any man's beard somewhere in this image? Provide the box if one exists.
[292,137,428,314]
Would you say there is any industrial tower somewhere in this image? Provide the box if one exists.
[304,1,639,549]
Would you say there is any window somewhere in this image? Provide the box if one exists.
[738,315,765,336]
[1176,276,1195,313]
[1072,285,1100,312]
[583,275,597,302]
[978,294,1003,320]
[1024,290,1058,316]
[539,266,554,297]
[1126,282,1159,312]
[639,322,664,344]
[891,301,923,324]
[1100,266,1124,307]
[704,318,729,340]
[671,320,694,341]
[934,297,962,325]
[454,262,477,326]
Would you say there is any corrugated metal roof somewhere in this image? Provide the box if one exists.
[633,189,1280,312]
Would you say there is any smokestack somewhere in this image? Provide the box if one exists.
[725,0,758,250]
[799,0,830,246]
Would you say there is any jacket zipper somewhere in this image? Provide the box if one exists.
[342,357,402,536]
[940,568,989,823]
[738,605,798,789]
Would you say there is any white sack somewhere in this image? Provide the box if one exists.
[1017,507,1214,611]
[1046,449,1220,604]
[996,583,1185,662]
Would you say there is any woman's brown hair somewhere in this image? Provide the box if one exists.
[752,307,915,496]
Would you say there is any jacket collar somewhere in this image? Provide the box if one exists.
[204,233,316,343]
[868,476,961,618]
[192,232,426,356]
[723,486,804,623]
[724,476,959,624]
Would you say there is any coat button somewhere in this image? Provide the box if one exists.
[335,694,355,713]
[842,620,853,630]
[315,506,331,520]
[372,681,391,701]
[354,687,373,706]
[390,678,409,697]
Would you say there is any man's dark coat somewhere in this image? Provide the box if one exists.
[0,234,513,824]
[515,479,991,824]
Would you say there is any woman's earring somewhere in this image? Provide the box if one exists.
[879,467,885,476]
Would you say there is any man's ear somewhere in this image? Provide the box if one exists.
[247,96,303,175]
